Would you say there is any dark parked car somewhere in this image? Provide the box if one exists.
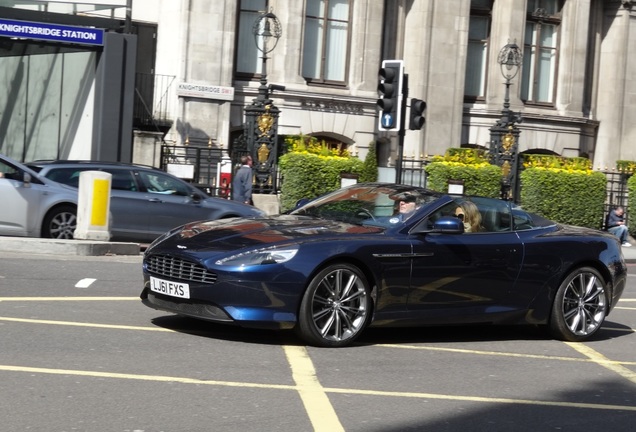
[0,154,78,239]
[140,183,627,347]
[28,160,264,242]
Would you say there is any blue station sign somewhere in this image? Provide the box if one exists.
[0,18,104,46]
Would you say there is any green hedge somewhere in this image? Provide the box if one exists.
[359,141,378,183]
[279,152,364,212]
[520,167,606,229]
[425,162,502,197]
[627,175,636,235]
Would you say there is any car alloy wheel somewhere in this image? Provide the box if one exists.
[297,263,371,347]
[42,205,77,239]
[550,266,607,342]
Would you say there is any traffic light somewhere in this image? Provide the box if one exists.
[377,60,404,131]
[409,98,426,130]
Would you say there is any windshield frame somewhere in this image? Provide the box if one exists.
[289,183,443,227]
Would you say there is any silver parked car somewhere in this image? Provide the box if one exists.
[26,160,265,242]
[0,154,78,239]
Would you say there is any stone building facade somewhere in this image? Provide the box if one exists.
[1,0,635,174]
[138,0,636,171]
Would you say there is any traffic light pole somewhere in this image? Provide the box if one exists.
[396,74,408,184]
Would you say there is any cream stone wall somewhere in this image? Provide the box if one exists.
[126,0,636,172]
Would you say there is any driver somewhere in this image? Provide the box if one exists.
[389,193,420,223]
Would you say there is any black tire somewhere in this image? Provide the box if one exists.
[42,205,77,239]
[296,263,372,347]
[549,266,608,342]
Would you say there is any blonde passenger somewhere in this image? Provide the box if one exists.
[455,201,482,233]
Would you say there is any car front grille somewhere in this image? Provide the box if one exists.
[145,254,217,284]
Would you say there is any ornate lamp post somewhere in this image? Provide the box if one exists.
[489,42,523,201]
[234,9,283,195]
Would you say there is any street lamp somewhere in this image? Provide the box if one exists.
[232,9,283,198]
[497,42,523,115]
[252,10,282,104]
[490,41,523,201]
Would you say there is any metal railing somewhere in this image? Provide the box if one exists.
[134,73,176,130]
[160,142,227,197]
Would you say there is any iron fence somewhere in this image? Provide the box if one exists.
[159,143,227,197]
[396,157,630,228]
[154,146,631,223]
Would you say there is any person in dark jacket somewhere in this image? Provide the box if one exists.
[607,206,631,247]
[232,155,253,204]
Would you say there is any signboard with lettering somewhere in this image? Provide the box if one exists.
[0,18,104,46]
[177,82,235,102]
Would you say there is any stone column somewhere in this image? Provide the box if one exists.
[594,1,636,168]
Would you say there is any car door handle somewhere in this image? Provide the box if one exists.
[148,198,164,203]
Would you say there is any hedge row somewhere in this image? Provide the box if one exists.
[278,136,378,212]
[279,145,630,232]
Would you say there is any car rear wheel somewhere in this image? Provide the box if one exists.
[549,266,607,342]
[296,263,371,347]
[42,205,77,239]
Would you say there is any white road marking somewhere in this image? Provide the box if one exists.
[75,278,97,288]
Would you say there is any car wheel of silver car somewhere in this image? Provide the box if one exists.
[297,263,372,347]
[549,266,608,342]
[42,205,77,239]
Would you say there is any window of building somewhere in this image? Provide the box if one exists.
[302,0,351,85]
[464,0,492,100]
[235,0,268,77]
[520,0,562,104]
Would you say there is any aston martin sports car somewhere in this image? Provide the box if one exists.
[140,183,627,347]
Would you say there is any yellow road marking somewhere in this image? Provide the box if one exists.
[0,297,137,301]
[0,316,172,332]
[565,342,636,386]
[2,315,636,366]
[1,364,635,412]
[376,344,636,366]
[602,325,636,333]
[0,364,294,390]
[284,346,344,432]
[615,306,636,311]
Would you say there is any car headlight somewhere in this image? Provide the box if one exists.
[215,246,299,266]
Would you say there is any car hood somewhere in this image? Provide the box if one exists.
[150,215,385,253]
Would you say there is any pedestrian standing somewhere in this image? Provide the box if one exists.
[232,155,253,205]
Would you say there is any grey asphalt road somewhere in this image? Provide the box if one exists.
[0,251,635,432]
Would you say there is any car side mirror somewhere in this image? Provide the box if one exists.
[23,172,31,188]
[191,192,203,203]
[432,216,465,234]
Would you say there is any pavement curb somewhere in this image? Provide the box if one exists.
[0,237,140,256]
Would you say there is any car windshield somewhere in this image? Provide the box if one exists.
[289,184,440,226]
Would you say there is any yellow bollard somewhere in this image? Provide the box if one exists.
[74,171,112,240]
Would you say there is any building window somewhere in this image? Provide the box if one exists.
[236,0,268,77]
[464,0,492,100]
[520,0,562,104]
[302,0,351,85]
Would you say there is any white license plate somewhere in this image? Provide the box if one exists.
[150,276,190,299]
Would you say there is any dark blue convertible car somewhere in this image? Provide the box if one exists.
[140,183,627,347]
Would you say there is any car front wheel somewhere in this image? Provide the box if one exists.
[42,205,77,239]
[549,266,608,342]
[296,263,372,348]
